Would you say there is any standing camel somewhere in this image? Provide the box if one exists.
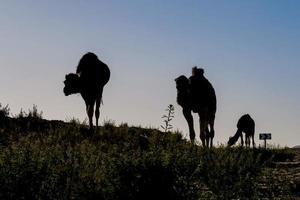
[64,52,110,130]
[175,67,217,147]
[228,114,255,147]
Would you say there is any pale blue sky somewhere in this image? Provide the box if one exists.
[0,1,299,146]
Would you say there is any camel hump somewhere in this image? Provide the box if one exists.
[76,52,98,74]
[189,73,215,95]
[188,73,216,111]
[237,114,255,129]
[100,62,110,86]
[76,52,110,87]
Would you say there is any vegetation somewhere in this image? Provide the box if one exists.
[0,103,10,119]
[15,104,43,119]
[161,104,175,133]
[0,105,297,199]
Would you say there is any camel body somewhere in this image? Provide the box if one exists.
[228,114,255,147]
[175,68,217,147]
[64,52,110,130]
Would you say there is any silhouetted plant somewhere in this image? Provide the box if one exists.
[28,104,43,119]
[67,117,88,126]
[161,104,175,132]
[103,119,116,131]
[0,103,10,118]
[15,105,43,119]
[16,108,26,119]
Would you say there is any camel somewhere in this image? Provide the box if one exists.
[227,114,255,147]
[64,52,110,131]
[175,67,217,147]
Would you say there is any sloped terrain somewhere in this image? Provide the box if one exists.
[0,116,298,199]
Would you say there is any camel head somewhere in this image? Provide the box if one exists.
[63,73,81,96]
[227,136,238,147]
[175,75,189,91]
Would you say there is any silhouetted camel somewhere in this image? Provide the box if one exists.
[64,52,110,130]
[228,114,255,147]
[175,67,216,147]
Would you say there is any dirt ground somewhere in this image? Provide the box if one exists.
[258,149,300,199]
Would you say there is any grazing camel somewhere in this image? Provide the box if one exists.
[175,67,217,147]
[228,114,255,147]
[64,52,110,130]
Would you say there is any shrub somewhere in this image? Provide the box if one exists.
[27,104,43,119]
[0,103,10,118]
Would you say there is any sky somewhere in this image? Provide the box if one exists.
[0,0,299,147]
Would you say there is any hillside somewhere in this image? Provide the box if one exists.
[0,116,299,199]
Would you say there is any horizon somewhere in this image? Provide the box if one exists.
[1,1,299,147]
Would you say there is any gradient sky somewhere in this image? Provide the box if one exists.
[1,1,299,147]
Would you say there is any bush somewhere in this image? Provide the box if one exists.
[0,103,10,118]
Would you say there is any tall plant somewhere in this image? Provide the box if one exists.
[161,104,175,132]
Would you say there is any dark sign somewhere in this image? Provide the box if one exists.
[259,133,271,140]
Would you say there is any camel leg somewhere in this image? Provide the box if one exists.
[240,133,244,147]
[95,94,102,129]
[206,126,210,147]
[252,135,255,148]
[245,135,250,147]
[248,136,251,147]
[208,117,215,147]
[200,121,206,146]
[250,127,255,148]
[205,125,209,147]
[183,108,195,143]
[86,102,95,131]
[199,113,208,147]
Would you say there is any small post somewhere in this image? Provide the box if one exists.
[259,133,271,149]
